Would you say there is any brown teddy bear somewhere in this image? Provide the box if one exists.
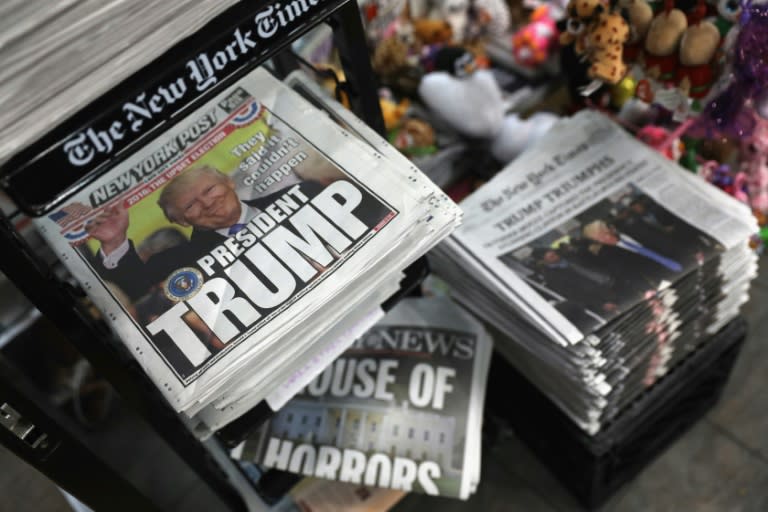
[413,18,454,45]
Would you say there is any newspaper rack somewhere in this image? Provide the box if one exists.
[0,1,427,510]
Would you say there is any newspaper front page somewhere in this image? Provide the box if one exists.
[32,66,451,416]
[234,297,493,500]
[441,111,756,347]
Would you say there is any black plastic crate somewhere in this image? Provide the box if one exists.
[485,317,748,509]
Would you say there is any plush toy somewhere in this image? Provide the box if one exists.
[409,0,511,42]
[692,1,768,139]
[489,112,559,162]
[380,96,411,131]
[675,10,721,99]
[620,0,654,62]
[713,0,742,37]
[388,118,438,157]
[643,3,688,80]
[636,125,685,160]
[699,161,750,203]
[511,5,560,68]
[559,0,605,55]
[371,10,424,96]
[372,36,413,77]
[739,112,768,213]
[584,10,630,85]
[413,17,454,45]
[418,53,559,162]
[423,45,479,76]
[473,0,512,38]
[418,68,505,139]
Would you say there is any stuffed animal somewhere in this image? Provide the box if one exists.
[489,112,559,162]
[410,0,511,42]
[389,118,437,157]
[430,46,479,76]
[699,161,749,204]
[511,5,559,67]
[559,0,605,54]
[372,36,412,77]
[413,17,454,45]
[643,4,688,80]
[713,0,741,37]
[584,10,630,85]
[740,113,768,213]
[619,0,654,62]
[380,97,411,131]
[636,125,684,160]
[417,68,505,139]
[675,17,721,98]
[418,65,559,162]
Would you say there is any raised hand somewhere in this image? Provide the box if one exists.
[86,204,129,255]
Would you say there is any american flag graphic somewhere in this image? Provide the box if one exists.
[48,202,91,228]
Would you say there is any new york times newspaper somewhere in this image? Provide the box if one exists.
[32,67,422,412]
[233,297,493,500]
[435,111,757,347]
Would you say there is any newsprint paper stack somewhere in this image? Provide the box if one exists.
[31,67,461,436]
[431,111,758,435]
[231,297,494,500]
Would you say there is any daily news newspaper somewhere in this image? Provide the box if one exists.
[232,297,493,500]
[32,66,435,414]
[435,111,757,348]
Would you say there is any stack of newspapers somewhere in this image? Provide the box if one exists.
[431,111,758,435]
[232,297,494,500]
[31,67,462,435]
[0,0,243,167]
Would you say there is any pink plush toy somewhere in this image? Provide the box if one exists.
[636,125,684,161]
[511,5,559,68]
[740,113,768,212]
[699,160,749,204]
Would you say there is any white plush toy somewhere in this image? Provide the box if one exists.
[418,68,505,139]
[489,112,559,162]
[418,67,558,162]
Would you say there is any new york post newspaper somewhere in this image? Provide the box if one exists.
[34,67,458,428]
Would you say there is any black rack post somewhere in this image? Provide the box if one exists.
[330,0,386,136]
